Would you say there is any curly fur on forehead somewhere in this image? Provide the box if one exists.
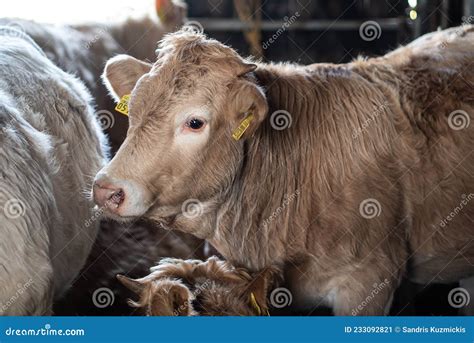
[118,257,280,316]
[155,29,246,74]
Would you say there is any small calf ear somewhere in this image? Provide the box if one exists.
[247,267,279,315]
[229,80,268,140]
[237,62,257,77]
[102,55,152,101]
[116,274,144,295]
[170,284,193,316]
[151,283,192,316]
[156,0,187,28]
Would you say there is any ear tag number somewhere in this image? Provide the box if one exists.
[115,94,131,116]
[232,113,254,140]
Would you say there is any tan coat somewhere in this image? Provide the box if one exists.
[97,25,474,315]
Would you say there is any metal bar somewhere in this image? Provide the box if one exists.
[188,18,407,31]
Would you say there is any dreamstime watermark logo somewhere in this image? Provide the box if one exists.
[1,22,26,38]
[0,279,34,315]
[83,26,109,50]
[262,12,300,50]
[173,279,211,316]
[270,110,292,131]
[96,110,115,130]
[448,287,470,308]
[4,323,85,336]
[261,190,300,229]
[359,198,381,219]
[448,110,470,130]
[440,16,473,49]
[269,287,292,308]
[181,199,203,219]
[84,207,104,228]
[359,21,381,41]
[352,101,389,139]
[92,287,115,308]
[3,198,26,219]
[462,15,474,23]
[351,279,390,315]
[183,20,204,34]
[440,193,474,228]
[84,191,126,228]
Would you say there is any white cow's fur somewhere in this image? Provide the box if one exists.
[0,27,108,315]
[0,1,186,112]
[0,2,186,152]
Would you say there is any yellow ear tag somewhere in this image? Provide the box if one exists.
[232,113,254,140]
[115,94,131,116]
[249,292,262,316]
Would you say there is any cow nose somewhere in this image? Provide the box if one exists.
[93,180,125,212]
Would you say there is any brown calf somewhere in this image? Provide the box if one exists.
[94,26,474,315]
[118,257,277,316]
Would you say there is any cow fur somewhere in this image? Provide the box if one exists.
[0,0,186,152]
[0,27,107,315]
[118,256,278,316]
[99,26,474,315]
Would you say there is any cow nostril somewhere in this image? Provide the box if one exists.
[108,189,125,207]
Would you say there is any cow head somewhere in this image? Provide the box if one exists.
[92,30,268,225]
[117,257,277,316]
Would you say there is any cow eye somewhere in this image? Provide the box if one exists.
[185,118,206,131]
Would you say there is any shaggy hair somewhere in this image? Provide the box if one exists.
[0,28,108,314]
[0,0,186,152]
[118,257,278,316]
[100,25,474,315]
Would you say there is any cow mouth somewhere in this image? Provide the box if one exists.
[96,201,183,228]
[96,207,138,222]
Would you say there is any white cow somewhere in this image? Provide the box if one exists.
[0,0,187,152]
[0,27,108,315]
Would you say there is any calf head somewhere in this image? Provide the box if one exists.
[117,257,277,316]
[92,29,268,226]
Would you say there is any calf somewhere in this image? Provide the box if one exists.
[53,220,206,315]
[0,27,107,315]
[118,257,277,316]
[94,26,474,315]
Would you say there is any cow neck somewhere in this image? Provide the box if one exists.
[211,66,311,269]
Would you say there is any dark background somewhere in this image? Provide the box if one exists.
[188,0,471,63]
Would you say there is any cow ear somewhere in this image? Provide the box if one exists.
[246,267,277,315]
[102,55,152,101]
[237,62,257,77]
[116,274,145,294]
[156,0,188,29]
[151,283,193,316]
[229,80,268,140]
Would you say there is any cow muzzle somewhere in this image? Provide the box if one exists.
[92,171,151,218]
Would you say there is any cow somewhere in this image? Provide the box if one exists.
[0,0,186,152]
[0,26,108,315]
[93,26,474,315]
[117,257,278,316]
